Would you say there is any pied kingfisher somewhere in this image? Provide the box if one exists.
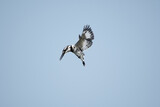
[60,25,94,66]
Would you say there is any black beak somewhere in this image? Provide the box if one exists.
[60,52,65,60]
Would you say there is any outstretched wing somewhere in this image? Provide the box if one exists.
[75,25,94,51]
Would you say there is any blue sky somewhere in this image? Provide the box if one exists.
[0,0,160,107]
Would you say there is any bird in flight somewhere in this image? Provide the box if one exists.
[60,25,94,66]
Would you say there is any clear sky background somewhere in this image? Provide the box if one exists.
[0,0,160,107]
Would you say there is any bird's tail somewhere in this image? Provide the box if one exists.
[82,61,85,66]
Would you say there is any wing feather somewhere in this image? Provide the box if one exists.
[75,25,94,51]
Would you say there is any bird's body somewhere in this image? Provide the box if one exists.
[60,25,94,66]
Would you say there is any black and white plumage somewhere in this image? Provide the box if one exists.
[60,25,94,66]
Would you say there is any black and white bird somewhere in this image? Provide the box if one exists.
[60,25,94,66]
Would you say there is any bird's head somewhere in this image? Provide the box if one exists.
[60,45,73,60]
